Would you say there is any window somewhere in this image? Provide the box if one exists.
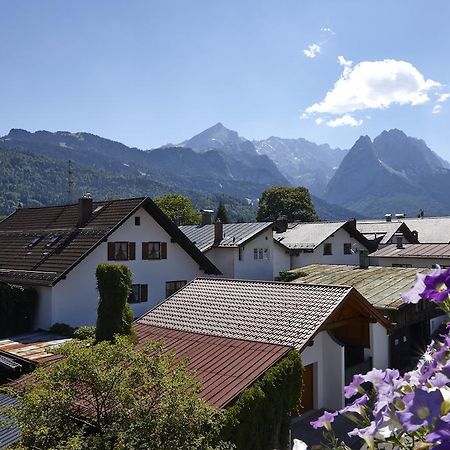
[128,284,148,303]
[142,242,167,260]
[263,248,270,260]
[254,248,269,260]
[166,280,187,298]
[343,243,352,255]
[258,248,263,259]
[108,242,136,260]
[28,235,43,248]
[238,247,244,261]
[323,243,332,255]
[46,233,62,248]
[134,216,141,226]
[254,248,258,260]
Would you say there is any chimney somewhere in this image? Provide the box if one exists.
[385,214,392,222]
[395,233,404,249]
[359,250,369,269]
[200,209,214,226]
[214,219,223,244]
[395,213,405,221]
[274,215,288,233]
[412,230,419,241]
[78,193,93,227]
[347,218,356,229]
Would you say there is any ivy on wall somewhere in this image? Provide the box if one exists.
[221,350,303,450]
[0,283,38,338]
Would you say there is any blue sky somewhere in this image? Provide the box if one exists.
[1,1,450,158]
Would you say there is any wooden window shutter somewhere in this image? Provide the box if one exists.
[128,242,136,260]
[142,242,149,260]
[161,242,167,259]
[141,284,148,302]
[107,242,115,260]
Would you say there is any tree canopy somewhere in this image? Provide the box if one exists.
[215,201,229,224]
[154,194,201,225]
[256,186,319,222]
[3,337,229,450]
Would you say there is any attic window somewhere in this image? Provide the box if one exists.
[135,216,141,226]
[27,235,43,248]
[46,234,62,247]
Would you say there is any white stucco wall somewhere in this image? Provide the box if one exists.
[36,207,208,329]
[372,256,449,269]
[272,243,291,279]
[300,331,345,410]
[204,228,274,280]
[34,286,53,329]
[291,227,368,269]
[367,322,389,370]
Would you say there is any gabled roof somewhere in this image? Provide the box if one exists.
[137,277,387,350]
[274,220,373,251]
[404,217,450,244]
[291,264,430,310]
[179,222,273,252]
[371,243,450,260]
[356,220,418,245]
[0,197,220,286]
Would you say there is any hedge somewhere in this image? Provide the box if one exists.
[221,350,303,450]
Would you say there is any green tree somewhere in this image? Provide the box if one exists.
[256,186,319,222]
[95,264,134,342]
[215,201,229,224]
[155,194,201,225]
[2,337,229,450]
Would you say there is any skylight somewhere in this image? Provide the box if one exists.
[27,235,43,248]
[46,233,62,247]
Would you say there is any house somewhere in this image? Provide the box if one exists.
[289,264,447,371]
[180,212,274,280]
[370,243,450,269]
[272,220,374,279]
[403,216,450,243]
[0,196,220,330]
[137,277,390,411]
[356,218,419,249]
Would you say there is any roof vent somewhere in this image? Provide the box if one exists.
[200,209,214,226]
[274,216,288,233]
[78,194,93,227]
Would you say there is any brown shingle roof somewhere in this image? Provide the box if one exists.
[0,197,220,285]
[371,243,450,259]
[137,277,357,349]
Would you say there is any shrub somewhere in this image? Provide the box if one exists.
[49,323,75,337]
[73,326,96,340]
[95,263,134,342]
[221,350,303,450]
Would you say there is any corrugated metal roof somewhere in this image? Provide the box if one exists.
[134,324,291,408]
[404,217,450,244]
[291,264,430,310]
[179,222,273,252]
[0,393,19,449]
[371,243,450,259]
[137,278,353,349]
[0,332,70,363]
[274,221,346,250]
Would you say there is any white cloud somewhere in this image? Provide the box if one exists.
[320,27,335,35]
[304,58,440,116]
[432,104,442,114]
[303,43,321,59]
[326,114,363,127]
[437,93,450,103]
[315,118,324,125]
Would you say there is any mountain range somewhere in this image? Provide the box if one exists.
[0,124,448,220]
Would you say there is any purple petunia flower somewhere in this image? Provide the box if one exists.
[344,374,366,399]
[310,410,338,431]
[402,272,427,304]
[420,267,450,304]
[397,388,443,432]
[426,418,450,448]
[341,393,369,416]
